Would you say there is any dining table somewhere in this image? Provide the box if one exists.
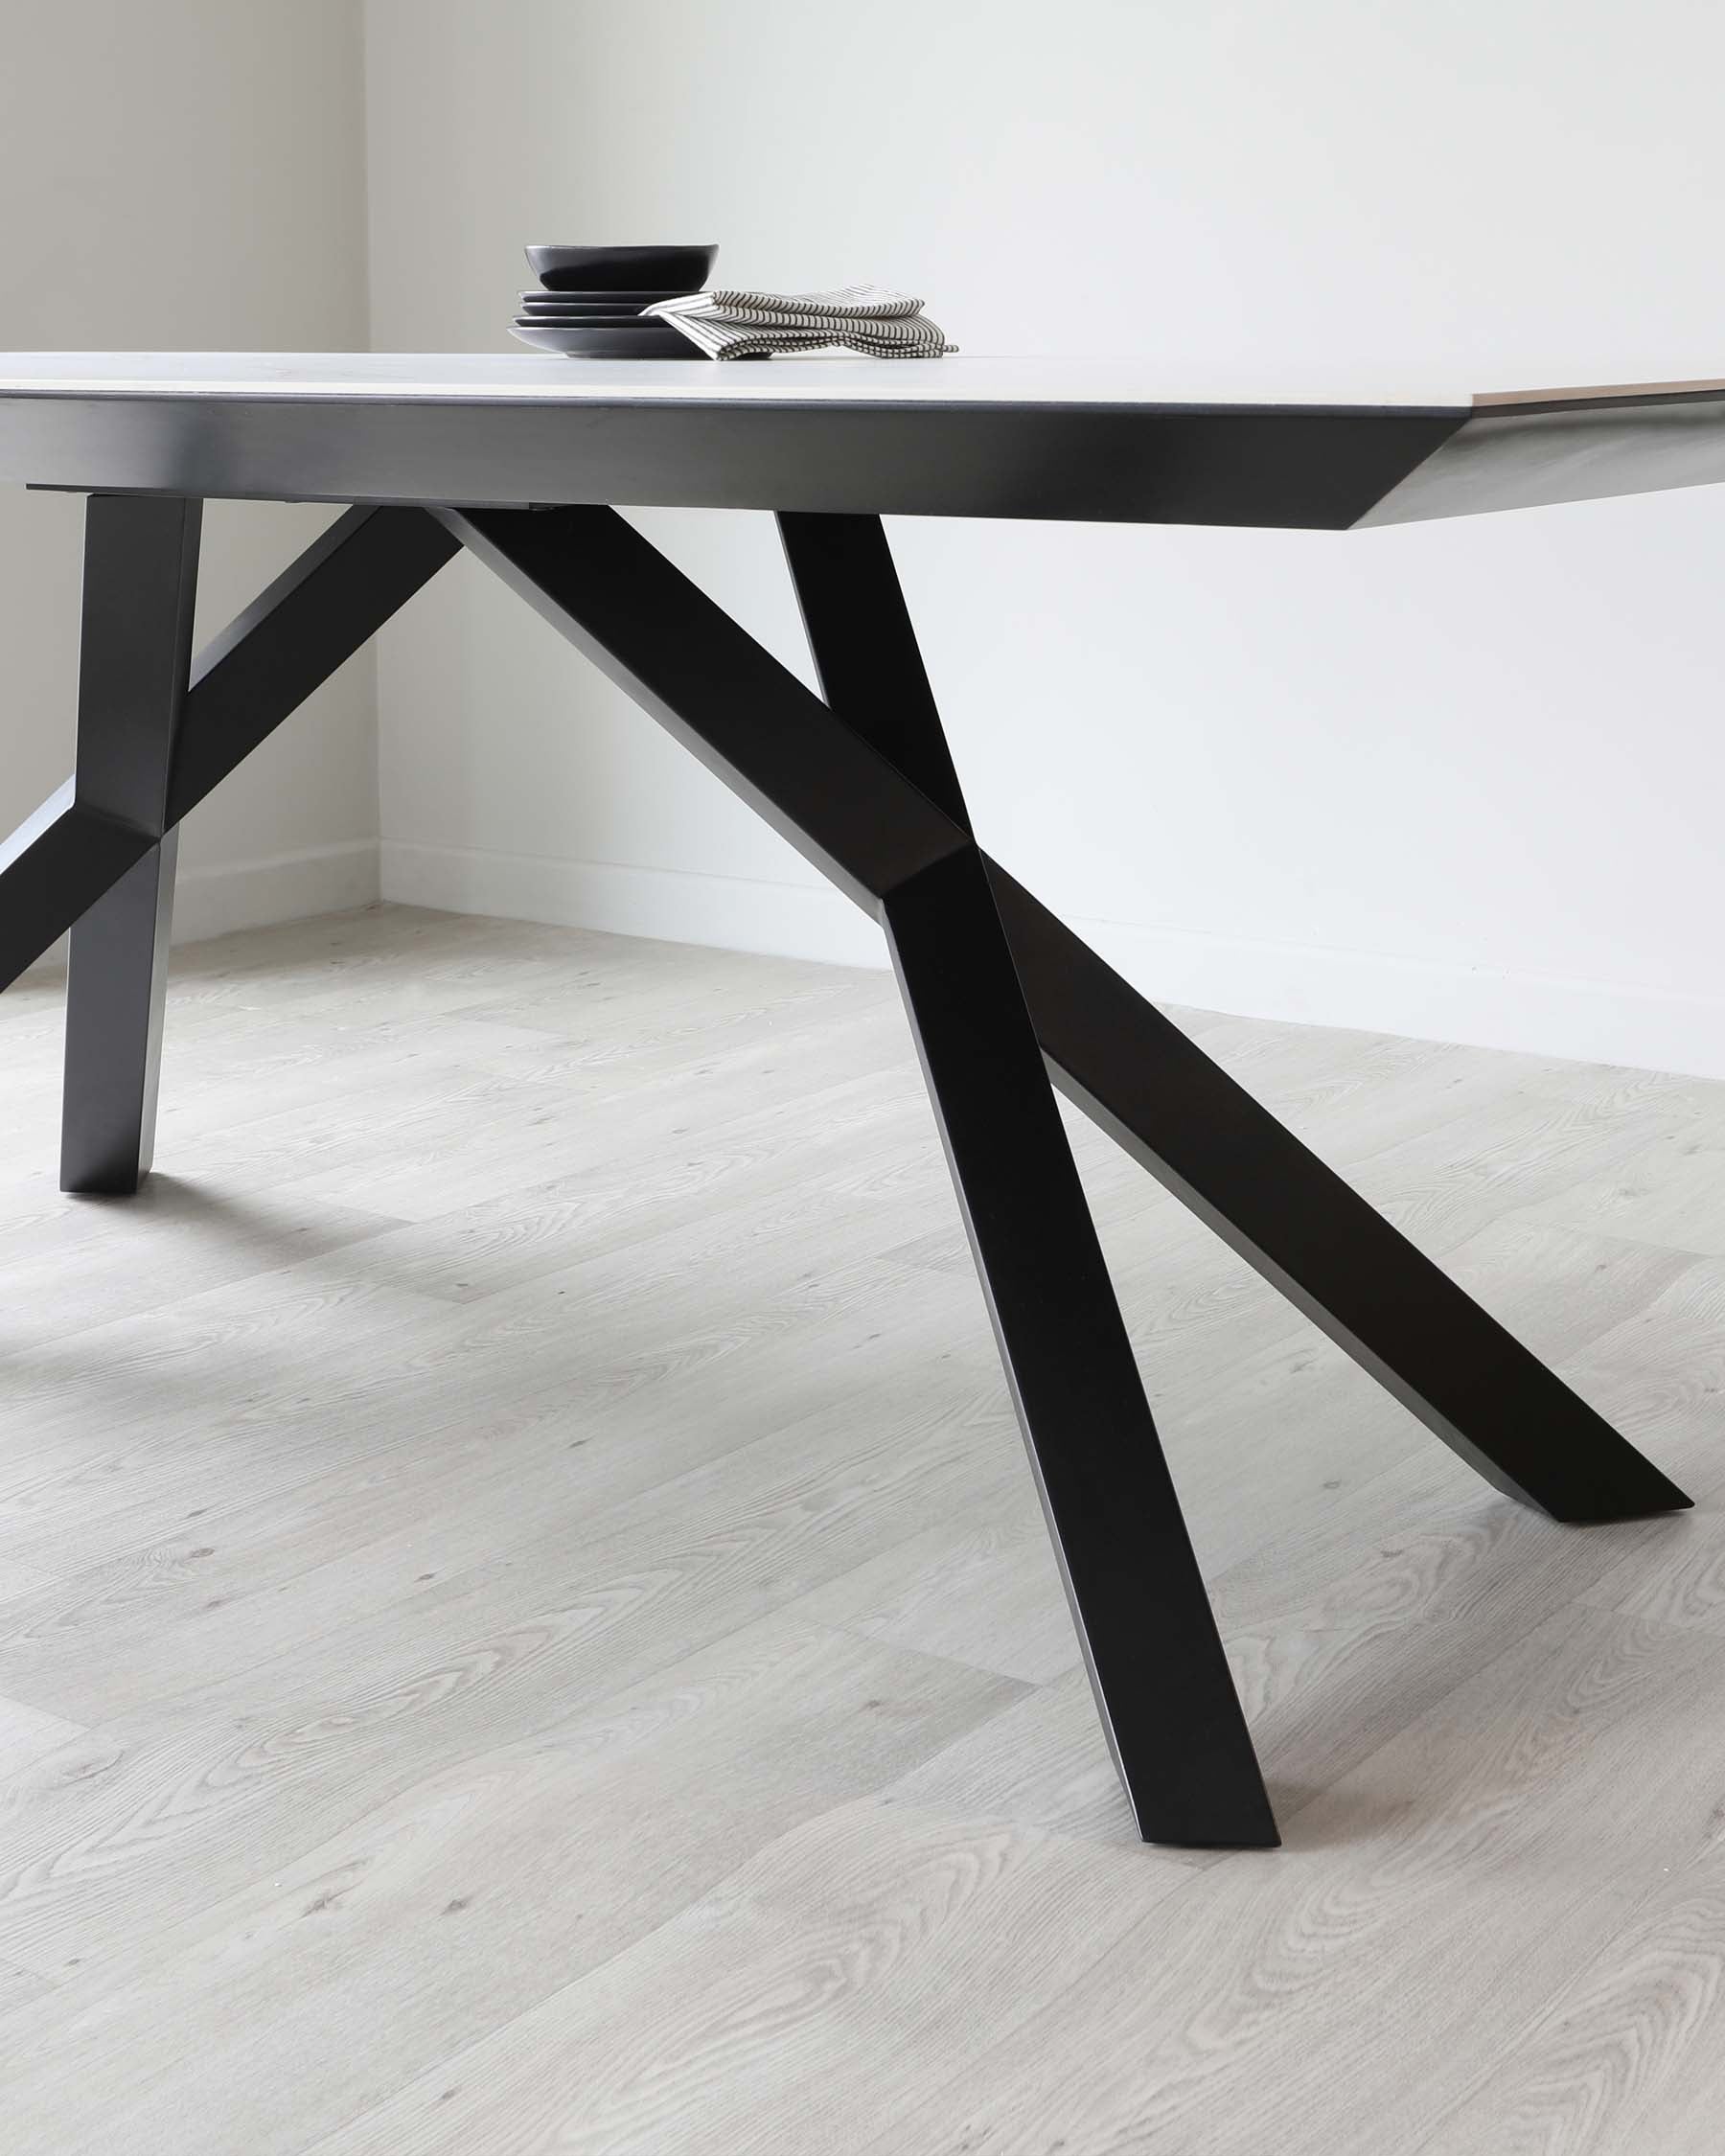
[0,351,1711,1848]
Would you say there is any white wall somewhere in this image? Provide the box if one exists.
[0,0,376,947]
[356,2,1723,1079]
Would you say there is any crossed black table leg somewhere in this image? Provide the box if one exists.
[58,495,202,1193]
[0,492,1690,1848]
[0,495,458,1181]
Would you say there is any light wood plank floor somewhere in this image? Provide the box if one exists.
[2,904,1724,2154]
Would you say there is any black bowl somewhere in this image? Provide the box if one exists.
[525,243,717,292]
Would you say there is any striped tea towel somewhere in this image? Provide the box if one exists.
[643,284,954,360]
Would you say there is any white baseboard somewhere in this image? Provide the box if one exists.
[23,838,379,977]
[380,838,887,968]
[380,836,1725,1081]
[1080,917,1725,1084]
[172,838,380,942]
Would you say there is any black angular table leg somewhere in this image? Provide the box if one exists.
[444,501,1277,1846]
[778,511,1689,1527]
[885,846,1277,1846]
[59,493,202,1196]
[0,508,456,1006]
[981,870,1690,1524]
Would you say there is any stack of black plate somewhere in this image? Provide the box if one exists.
[511,243,716,358]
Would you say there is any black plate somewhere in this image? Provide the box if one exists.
[513,315,664,330]
[518,288,690,306]
[515,301,669,315]
[519,304,659,319]
[510,322,695,358]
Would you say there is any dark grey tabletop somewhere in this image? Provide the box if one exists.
[2,353,1720,527]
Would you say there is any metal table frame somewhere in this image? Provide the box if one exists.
[0,356,1703,1847]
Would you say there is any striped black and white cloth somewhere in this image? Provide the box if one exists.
[643,285,954,360]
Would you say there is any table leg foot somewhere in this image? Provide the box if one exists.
[61,830,177,1195]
